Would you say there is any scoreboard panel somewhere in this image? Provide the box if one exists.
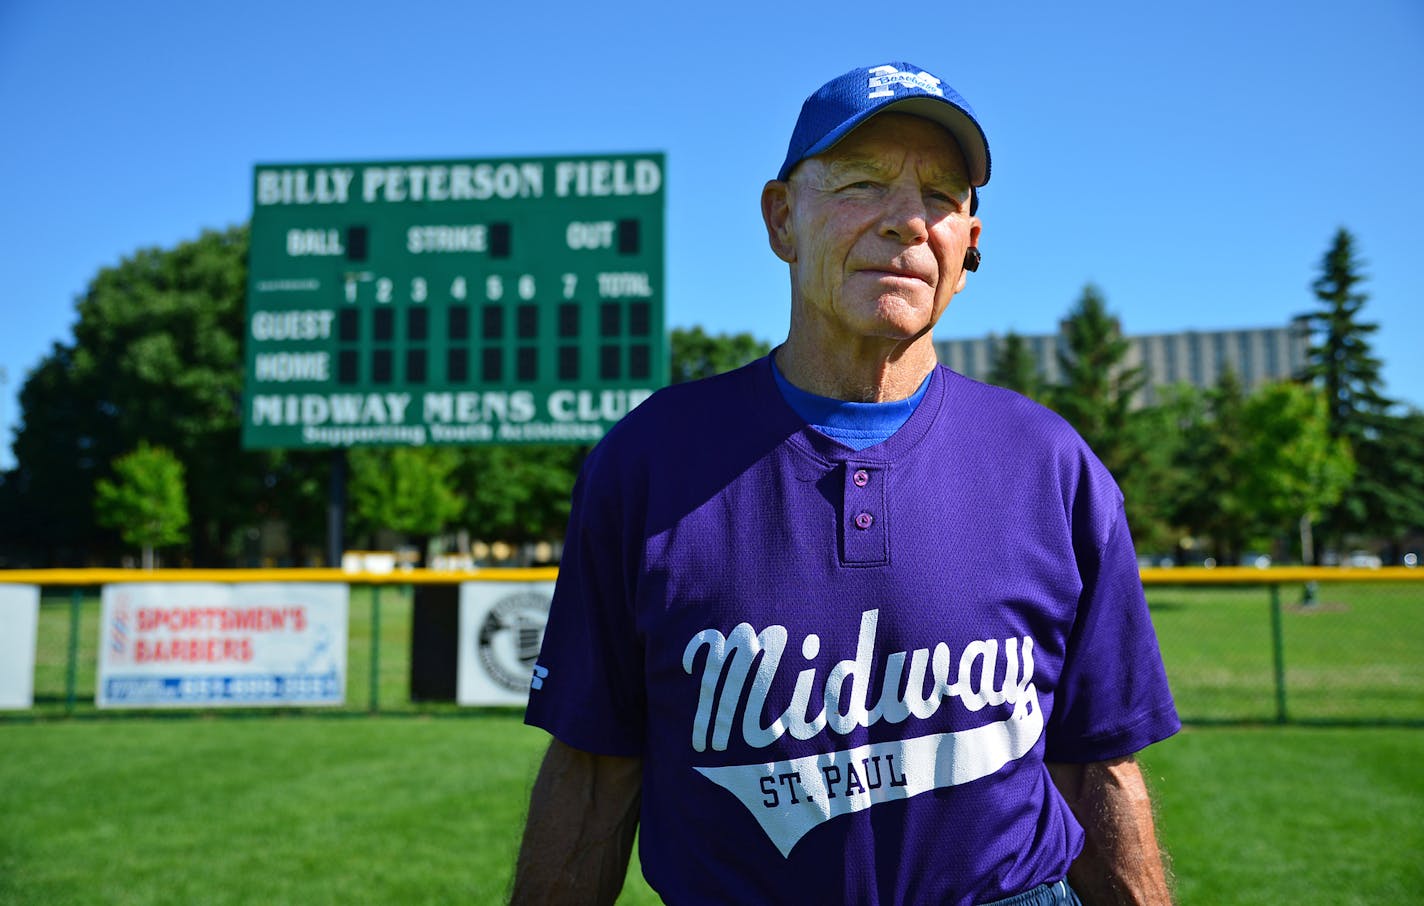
[242,154,666,450]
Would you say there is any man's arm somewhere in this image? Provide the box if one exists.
[1046,756,1173,906]
[511,738,643,906]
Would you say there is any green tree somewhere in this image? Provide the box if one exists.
[1049,284,1146,476]
[94,442,189,569]
[1237,383,1355,563]
[986,331,1042,401]
[1301,228,1390,442]
[1047,286,1174,547]
[1116,397,1192,556]
[7,227,327,564]
[669,327,771,384]
[1167,373,1258,563]
[1167,379,1354,565]
[455,446,584,544]
[1298,228,1397,545]
[1350,408,1424,560]
[4,345,94,558]
[347,447,464,552]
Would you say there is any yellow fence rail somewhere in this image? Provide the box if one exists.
[2,565,1415,586]
[0,567,560,585]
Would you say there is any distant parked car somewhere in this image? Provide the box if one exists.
[1343,550,1383,569]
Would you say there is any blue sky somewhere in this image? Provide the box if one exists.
[2,0,1421,470]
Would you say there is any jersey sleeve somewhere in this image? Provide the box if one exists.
[1044,497,1181,763]
[523,446,647,756]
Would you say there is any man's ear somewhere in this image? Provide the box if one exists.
[761,180,796,264]
[952,217,983,294]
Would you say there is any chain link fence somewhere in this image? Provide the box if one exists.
[1144,570,1424,725]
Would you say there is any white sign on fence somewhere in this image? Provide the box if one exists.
[457,581,552,706]
[97,583,348,709]
[0,585,40,709]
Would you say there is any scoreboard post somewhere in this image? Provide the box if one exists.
[242,154,666,451]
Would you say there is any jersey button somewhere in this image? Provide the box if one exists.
[854,512,874,530]
[853,469,870,487]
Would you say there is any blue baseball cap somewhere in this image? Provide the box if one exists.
[777,62,991,212]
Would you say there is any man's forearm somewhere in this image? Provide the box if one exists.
[512,739,643,906]
[1047,756,1172,906]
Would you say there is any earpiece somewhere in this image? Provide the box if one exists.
[963,247,981,272]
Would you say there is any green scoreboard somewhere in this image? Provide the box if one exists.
[242,153,665,450]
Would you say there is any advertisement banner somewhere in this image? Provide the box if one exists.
[97,583,348,709]
[457,581,552,706]
[0,585,40,710]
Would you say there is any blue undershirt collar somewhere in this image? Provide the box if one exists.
[770,356,933,451]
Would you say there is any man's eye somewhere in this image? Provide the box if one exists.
[928,192,968,212]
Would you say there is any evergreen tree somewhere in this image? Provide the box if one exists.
[1350,408,1424,560]
[1299,228,1400,544]
[986,331,1042,401]
[1049,285,1170,547]
[1049,284,1146,478]
[1301,228,1390,442]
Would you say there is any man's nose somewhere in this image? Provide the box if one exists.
[877,183,929,244]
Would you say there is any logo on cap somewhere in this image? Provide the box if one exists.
[867,65,944,100]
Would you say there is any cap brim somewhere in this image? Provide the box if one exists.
[800,95,990,188]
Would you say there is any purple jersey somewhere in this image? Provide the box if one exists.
[526,357,1179,905]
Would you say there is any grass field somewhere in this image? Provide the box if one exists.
[0,715,542,905]
[1,717,1420,905]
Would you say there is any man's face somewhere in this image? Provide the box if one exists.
[764,113,981,348]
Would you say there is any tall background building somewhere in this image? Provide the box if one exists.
[935,317,1312,406]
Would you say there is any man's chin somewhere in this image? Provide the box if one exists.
[862,297,941,339]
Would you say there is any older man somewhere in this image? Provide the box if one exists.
[514,62,1179,906]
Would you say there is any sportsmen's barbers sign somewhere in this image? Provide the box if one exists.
[243,154,666,449]
[97,583,348,709]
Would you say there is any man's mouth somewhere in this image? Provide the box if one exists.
[860,266,932,284]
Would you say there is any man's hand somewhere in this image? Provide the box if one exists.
[1047,756,1173,906]
[511,739,642,906]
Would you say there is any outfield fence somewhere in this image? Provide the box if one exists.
[1139,568,1424,726]
[1,567,1420,725]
